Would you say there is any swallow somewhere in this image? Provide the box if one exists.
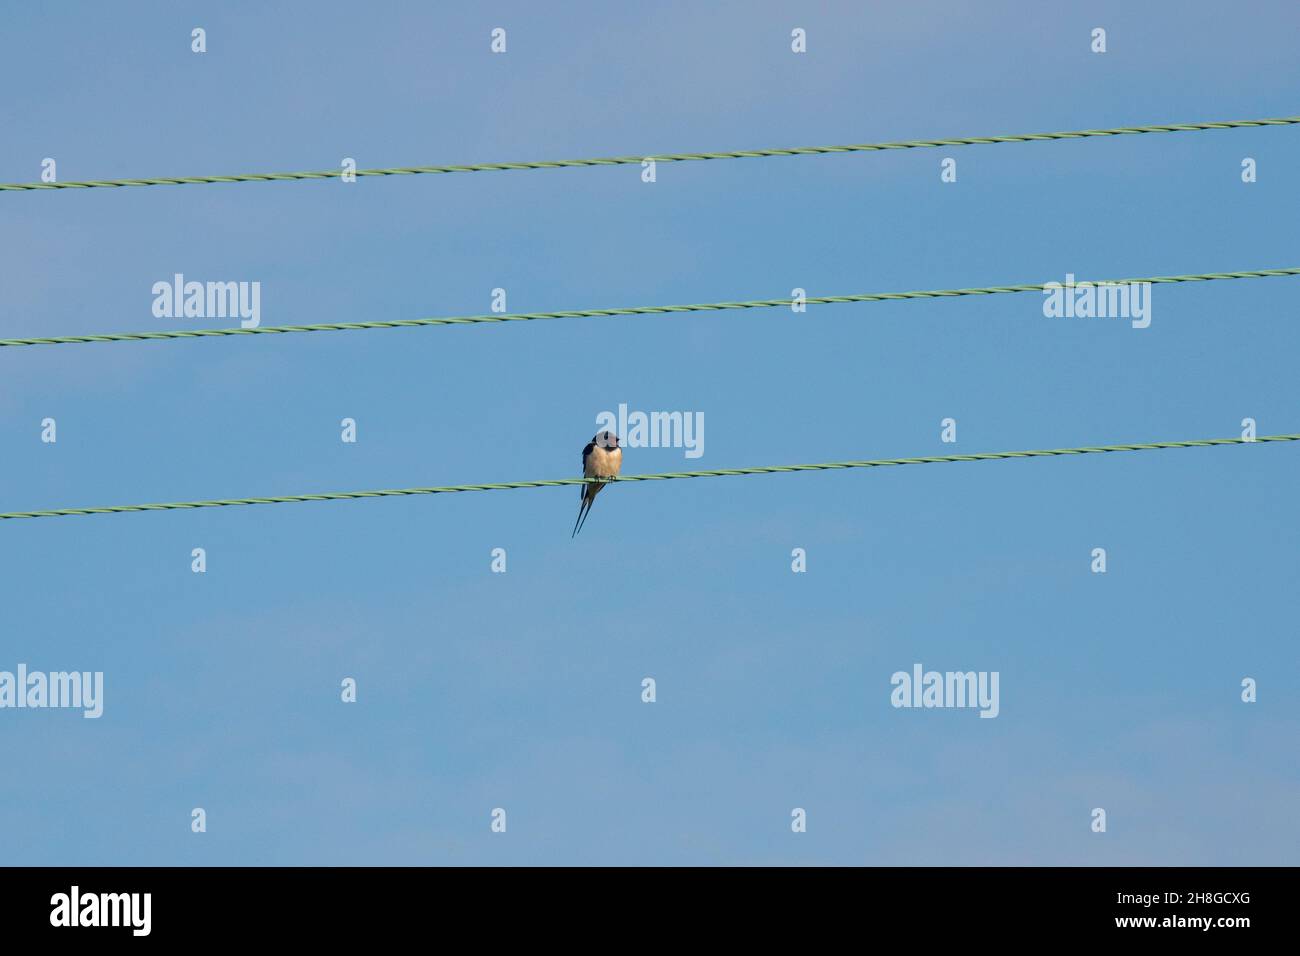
[572,430,622,537]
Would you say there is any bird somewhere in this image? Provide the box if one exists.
[572,430,622,537]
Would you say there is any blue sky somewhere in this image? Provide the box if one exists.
[1,0,1297,865]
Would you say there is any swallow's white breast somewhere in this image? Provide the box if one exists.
[585,445,623,478]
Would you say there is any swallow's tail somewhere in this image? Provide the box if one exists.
[572,484,602,537]
[571,496,590,538]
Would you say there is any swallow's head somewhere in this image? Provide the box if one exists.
[593,431,620,450]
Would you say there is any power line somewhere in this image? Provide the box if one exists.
[3,115,1297,194]
[2,434,1293,522]
[2,267,1296,350]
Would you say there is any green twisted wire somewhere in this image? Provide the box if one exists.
[3,115,1297,192]
[2,434,1293,522]
[2,268,1296,349]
